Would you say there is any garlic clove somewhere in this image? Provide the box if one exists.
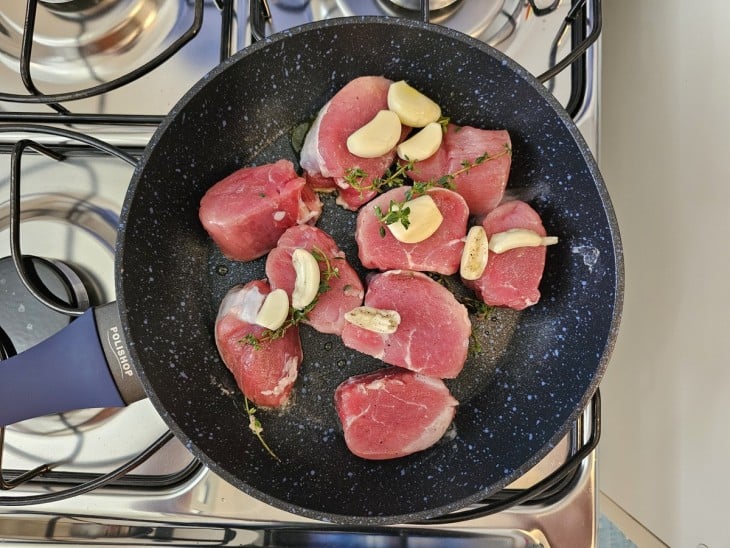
[488,228,559,254]
[291,248,321,309]
[460,225,489,280]
[387,194,444,244]
[396,122,443,162]
[346,110,402,158]
[255,288,289,331]
[387,80,442,128]
[344,306,401,334]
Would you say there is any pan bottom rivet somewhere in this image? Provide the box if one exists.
[215,265,229,276]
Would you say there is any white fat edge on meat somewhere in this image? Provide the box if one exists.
[343,405,371,431]
[343,284,365,299]
[334,191,358,211]
[216,284,266,325]
[399,404,458,455]
[401,327,416,369]
[365,377,430,412]
[296,198,321,225]
[298,101,330,176]
[413,373,459,400]
[370,270,410,366]
[398,377,458,455]
[397,234,463,272]
[342,377,397,430]
[260,353,299,397]
[349,335,385,361]
[342,384,372,430]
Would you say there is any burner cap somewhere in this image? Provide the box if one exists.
[0,0,180,84]
[38,0,118,19]
[385,0,461,11]
[336,0,506,38]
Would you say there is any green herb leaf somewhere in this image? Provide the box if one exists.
[241,246,339,348]
[244,397,280,461]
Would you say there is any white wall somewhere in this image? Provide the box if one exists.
[599,2,730,547]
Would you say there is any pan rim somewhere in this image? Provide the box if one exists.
[116,15,624,525]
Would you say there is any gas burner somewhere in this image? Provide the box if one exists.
[0,189,192,477]
[334,0,506,38]
[0,255,92,356]
[0,0,180,84]
[0,254,116,436]
[382,0,461,13]
[36,0,122,20]
[0,192,117,436]
[375,0,463,23]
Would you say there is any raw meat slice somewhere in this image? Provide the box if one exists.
[408,124,511,216]
[341,270,471,379]
[334,367,458,460]
[464,200,548,310]
[299,75,407,211]
[355,187,468,275]
[215,280,303,408]
[199,159,322,261]
[265,225,365,335]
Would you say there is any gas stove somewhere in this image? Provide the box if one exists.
[0,1,602,545]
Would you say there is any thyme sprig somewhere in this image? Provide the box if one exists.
[238,246,343,458]
[343,158,417,198]
[430,142,512,190]
[432,274,493,319]
[374,200,410,238]
[310,246,341,287]
[430,274,493,356]
[372,145,512,236]
[240,246,340,348]
[372,176,456,238]
[244,396,280,461]
[241,295,318,348]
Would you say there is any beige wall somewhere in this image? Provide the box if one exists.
[599,1,730,546]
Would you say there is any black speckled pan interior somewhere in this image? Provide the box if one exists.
[117,17,623,525]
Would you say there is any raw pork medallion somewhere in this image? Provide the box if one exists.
[341,270,471,379]
[356,186,469,275]
[407,124,512,217]
[265,225,365,336]
[464,200,548,310]
[215,280,303,408]
[199,159,322,261]
[299,75,409,210]
[334,367,458,460]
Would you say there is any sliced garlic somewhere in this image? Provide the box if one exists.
[387,194,444,244]
[346,110,402,158]
[460,226,489,280]
[255,288,289,331]
[291,248,321,309]
[387,80,442,128]
[396,122,443,162]
[488,228,559,254]
[344,306,401,334]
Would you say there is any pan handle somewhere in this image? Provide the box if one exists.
[0,302,146,427]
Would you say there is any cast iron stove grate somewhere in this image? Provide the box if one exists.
[0,0,603,523]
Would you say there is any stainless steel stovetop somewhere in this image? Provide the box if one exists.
[0,1,602,545]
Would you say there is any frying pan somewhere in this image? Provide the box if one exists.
[0,17,623,524]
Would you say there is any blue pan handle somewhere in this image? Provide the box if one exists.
[0,302,146,426]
